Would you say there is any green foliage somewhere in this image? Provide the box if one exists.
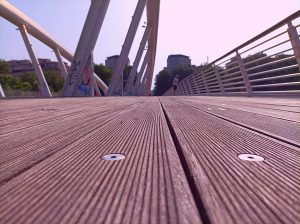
[20,73,39,91]
[94,64,113,85]
[153,69,172,96]
[94,63,132,91]
[123,65,132,90]
[0,70,65,93]
[244,53,299,91]
[44,70,64,92]
[0,59,9,74]
[0,74,33,91]
[153,66,195,96]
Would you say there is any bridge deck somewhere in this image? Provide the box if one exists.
[0,96,299,224]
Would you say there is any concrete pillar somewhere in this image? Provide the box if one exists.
[287,22,300,71]
[108,0,148,96]
[236,51,252,94]
[19,25,52,97]
[54,48,68,80]
[125,25,152,95]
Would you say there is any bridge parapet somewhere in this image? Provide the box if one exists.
[165,11,300,97]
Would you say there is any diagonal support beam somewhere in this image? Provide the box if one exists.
[144,0,160,96]
[139,65,150,96]
[54,48,68,80]
[124,25,152,95]
[62,0,110,96]
[133,51,149,95]
[19,25,52,97]
[107,0,148,96]
[0,83,5,97]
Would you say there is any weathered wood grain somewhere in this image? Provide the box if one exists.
[0,97,201,224]
[174,97,300,147]
[161,97,300,224]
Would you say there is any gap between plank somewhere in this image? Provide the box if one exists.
[159,99,212,224]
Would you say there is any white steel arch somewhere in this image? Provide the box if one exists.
[0,0,160,97]
[0,0,108,96]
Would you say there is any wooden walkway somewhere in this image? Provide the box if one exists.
[0,96,299,224]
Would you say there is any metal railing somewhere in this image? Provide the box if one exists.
[164,11,300,96]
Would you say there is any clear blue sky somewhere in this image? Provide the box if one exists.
[0,0,299,87]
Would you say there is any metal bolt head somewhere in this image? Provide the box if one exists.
[101,153,125,161]
[238,154,264,162]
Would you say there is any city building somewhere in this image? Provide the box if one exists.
[105,55,130,71]
[167,54,191,71]
[7,59,69,77]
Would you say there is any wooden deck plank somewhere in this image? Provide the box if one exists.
[178,96,300,121]
[0,98,201,224]
[173,97,300,147]
[0,100,140,184]
[160,97,300,224]
[0,98,141,134]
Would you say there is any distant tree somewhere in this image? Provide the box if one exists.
[153,69,172,96]
[153,66,195,96]
[171,66,195,80]
[0,75,17,90]
[20,73,39,91]
[0,60,9,74]
[44,70,64,92]
[123,65,132,90]
[94,64,113,85]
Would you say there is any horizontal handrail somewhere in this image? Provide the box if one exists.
[251,81,300,88]
[210,10,300,65]
[250,73,300,83]
[243,48,293,67]
[247,64,298,77]
[246,55,296,72]
[220,70,242,80]
[240,30,288,55]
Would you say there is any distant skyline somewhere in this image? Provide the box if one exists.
[0,0,299,88]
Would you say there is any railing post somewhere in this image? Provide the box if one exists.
[54,48,68,80]
[236,51,252,94]
[287,22,300,71]
[191,75,200,94]
[0,83,5,97]
[187,79,193,95]
[179,81,185,95]
[213,64,225,94]
[177,83,183,95]
[19,25,52,97]
[200,70,209,94]
[108,0,148,96]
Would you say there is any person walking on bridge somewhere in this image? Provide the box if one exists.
[172,74,179,96]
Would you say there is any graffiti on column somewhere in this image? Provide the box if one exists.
[77,64,92,96]
[68,60,81,85]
